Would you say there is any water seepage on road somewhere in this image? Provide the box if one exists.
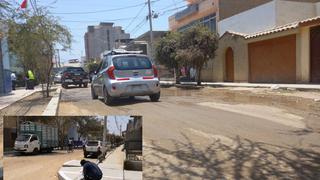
[59,86,320,179]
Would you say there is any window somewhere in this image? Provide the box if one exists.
[112,56,152,70]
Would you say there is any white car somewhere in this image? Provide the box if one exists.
[54,71,63,84]
[83,140,106,158]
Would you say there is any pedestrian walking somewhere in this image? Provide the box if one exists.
[68,138,74,152]
[80,160,103,180]
[26,70,35,89]
[11,72,17,90]
[190,67,196,82]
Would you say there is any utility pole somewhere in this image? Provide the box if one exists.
[56,49,61,68]
[103,116,107,144]
[147,0,154,58]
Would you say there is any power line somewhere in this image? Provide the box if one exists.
[52,0,160,15]
[61,16,140,23]
[158,5,187,16]
[124,4,147,31]
[130,19,148,36]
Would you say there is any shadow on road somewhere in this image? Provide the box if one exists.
[99,97,160,106]
[8,150,81,157]
[144,134,320,179]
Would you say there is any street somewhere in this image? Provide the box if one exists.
[4,150,85,180]
[59,85,320,179]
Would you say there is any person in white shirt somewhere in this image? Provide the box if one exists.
[190,67,196,82]
[11,72,17,90]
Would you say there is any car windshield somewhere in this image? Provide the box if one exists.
[87,141,98,146]
[16,134,31,141]
[112,56,152,70]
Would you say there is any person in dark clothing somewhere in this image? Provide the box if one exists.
[80,159,103,180]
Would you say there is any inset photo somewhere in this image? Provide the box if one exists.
[3,116,142,180]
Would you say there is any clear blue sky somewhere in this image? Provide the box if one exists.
[14,0,187,62]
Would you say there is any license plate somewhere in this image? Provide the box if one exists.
[132,85,142,91]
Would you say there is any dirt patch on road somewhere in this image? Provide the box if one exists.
[4,150,84,180]
[0,92,52,116]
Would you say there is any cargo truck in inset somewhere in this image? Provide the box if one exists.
[14,121,59,154]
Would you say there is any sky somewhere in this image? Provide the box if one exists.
[13,0,187,62]
[106,115,132,135]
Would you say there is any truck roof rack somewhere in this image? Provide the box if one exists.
[102,49,143,57]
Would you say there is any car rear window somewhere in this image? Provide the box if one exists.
[66,67,85,73]
[87,141,98,146]
[112,56,152,70]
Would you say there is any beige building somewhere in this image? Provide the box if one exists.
[169,0,320,83]
[212,0,320,84]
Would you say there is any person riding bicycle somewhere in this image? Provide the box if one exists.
[80,159,103,180]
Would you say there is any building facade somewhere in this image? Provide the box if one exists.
[84,22,130,60]
[169,0,320,83]
[214,0,320,84]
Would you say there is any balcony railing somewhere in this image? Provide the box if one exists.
[175,4,199,21]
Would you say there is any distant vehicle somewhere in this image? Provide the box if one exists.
[53,71,63,84]
[91,49,161,105]
[83,140,107,158]
[61,67,90,88]
[14,121,58,154]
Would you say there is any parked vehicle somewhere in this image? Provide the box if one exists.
[61,67,90,88]
[14,121,58,154]
[53,71,63,84]
[91,49,161,105]
[83,140,107,158]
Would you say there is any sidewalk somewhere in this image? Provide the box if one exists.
[0,87,41,110]
[160,81,320,90]
[58,145,142,180]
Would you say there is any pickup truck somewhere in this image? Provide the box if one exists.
[61,67,90,88]
[14,121,58,154]
[83,140,107,158]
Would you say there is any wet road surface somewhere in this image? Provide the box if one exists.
[59,85,320,179]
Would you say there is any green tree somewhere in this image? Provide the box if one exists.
[7,6,71,97]
[155,31,181,83]
[177,25,218,85]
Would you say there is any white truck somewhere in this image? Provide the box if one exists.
[14,121,59,154]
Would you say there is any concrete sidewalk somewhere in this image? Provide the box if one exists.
[58,145,142,180]
[0,87,42,110]
[160,81,320,90]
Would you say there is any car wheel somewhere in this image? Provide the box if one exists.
[84,83,88,88]
[91,86,98,100]
[150,92,160,102]
[62,83,69,89]
[79,84,82,88]
[33,148,39,155]
[103,87,114,105]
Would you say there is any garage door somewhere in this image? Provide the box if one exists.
[311,26,320,84]
[248,35,296,83]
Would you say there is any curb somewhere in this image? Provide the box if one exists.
[160,81,320,91]
[0,90,39,110]
[42,88,61,116]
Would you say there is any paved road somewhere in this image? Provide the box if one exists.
[59,86,320,179]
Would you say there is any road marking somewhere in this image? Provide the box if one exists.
[198,102,306,129]
[186,128,235,147]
